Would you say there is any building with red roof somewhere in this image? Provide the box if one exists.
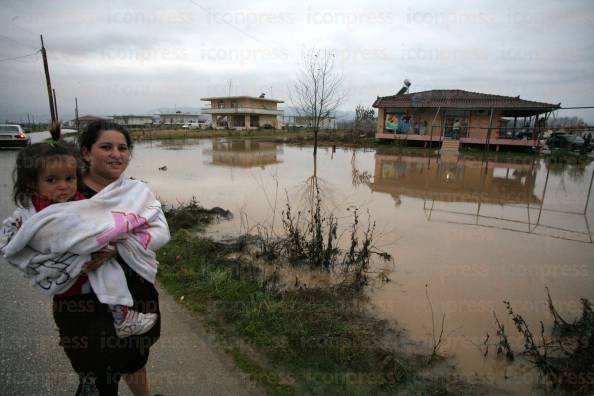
[373,89,560,151]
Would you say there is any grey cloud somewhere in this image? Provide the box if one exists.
[0,0,593,122]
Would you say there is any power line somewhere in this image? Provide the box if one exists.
[187,0,279,48]
[0,49,40,63]
[0,33,37,49]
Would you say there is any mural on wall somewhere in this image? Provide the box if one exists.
[385,112,413,133]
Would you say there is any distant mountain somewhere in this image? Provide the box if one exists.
[280,106,355,121]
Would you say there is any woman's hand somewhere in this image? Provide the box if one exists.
[81,245,117,274]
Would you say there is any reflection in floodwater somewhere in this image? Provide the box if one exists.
[350,151,373,188]
[138,138,204,150]
[371,154,540,205]
[204,140,283,168]
[369,154,593,244]
[293,154,335,215]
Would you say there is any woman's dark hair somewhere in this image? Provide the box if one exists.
[78,120,133,156]
[12,123,82,208]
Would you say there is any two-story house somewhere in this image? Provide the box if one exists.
[201,95,283,130]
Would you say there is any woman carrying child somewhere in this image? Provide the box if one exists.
[1,121,169,395]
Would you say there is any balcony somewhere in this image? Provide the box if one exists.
[201,107,283,116]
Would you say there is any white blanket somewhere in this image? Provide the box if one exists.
[0,177,170,305]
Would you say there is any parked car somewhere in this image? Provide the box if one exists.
[547,132,584,150]
[0,124,31,148]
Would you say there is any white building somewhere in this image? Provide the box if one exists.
[200,95,284,130]
[281,115,337,130]
[159,111,204,127]
[112,115,155,127]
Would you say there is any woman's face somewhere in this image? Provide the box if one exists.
[82,129,130,181]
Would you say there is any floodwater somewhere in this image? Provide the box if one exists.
[128,138,593,393]
[3,137,588,394]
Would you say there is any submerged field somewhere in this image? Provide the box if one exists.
[130,138,593,395]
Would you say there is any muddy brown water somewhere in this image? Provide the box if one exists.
[130,138,593,394]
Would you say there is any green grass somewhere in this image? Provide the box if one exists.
[130,128,323,141]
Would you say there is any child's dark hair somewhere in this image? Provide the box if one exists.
[12,122,82,208]
[78,120,133,158]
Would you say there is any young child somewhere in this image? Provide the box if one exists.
[1,128,157,338]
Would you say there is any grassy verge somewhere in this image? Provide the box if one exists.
[130,128,322,141]
[156,205,467,395]
[131,128,377,147]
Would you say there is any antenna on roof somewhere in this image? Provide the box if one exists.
[396,79,411,95]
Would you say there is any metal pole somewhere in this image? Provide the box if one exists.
[584,166,594,216]
[530,115,535,140]
[477,159,487,224]
[429,106,440,149]
[535,165,550,230]
[526,159,535,232]
[75,97,80,132]
[485,108,494,153]
[40,35,56,123]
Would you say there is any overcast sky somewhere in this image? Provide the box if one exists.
[1,0,593,122]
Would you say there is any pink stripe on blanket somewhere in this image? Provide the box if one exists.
[96,211,152,249]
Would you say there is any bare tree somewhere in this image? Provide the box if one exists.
[547,116,586,129]
[291,48,344,156]
[354,105,376,141]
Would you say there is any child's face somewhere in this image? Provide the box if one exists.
[37,156,78,203]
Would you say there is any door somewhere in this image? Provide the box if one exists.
[443,111,469,139]
[250,115,259,128]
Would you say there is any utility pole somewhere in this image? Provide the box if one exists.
[40,35,56,123]
[52,88,59,120]
[75,97,80,132]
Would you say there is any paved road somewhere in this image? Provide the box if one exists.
[0,145,262,395]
